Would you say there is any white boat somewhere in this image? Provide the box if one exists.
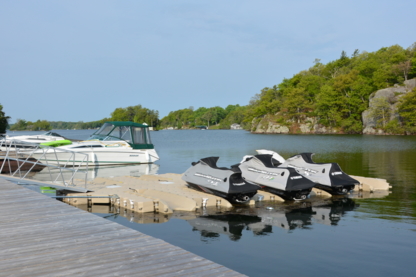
[1,131,67,150]
[23,121,159,166]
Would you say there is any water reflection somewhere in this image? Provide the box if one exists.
[187,198,359,241]
[311,197,358,226]
[27,163,160,182]
[76,197,360,240]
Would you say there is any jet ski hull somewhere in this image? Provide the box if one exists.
[185,182,258,204]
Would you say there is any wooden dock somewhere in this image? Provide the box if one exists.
[0,178,245,276]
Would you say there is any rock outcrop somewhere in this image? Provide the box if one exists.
[362,79,416,134]
[251,114,339,134]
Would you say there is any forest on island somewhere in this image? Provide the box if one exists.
[245,44,416,134]
[1,43,416,134]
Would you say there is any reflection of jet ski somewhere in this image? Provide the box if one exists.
[187,214,266,241]
[312,198,358,226]
[238,154,316,201]
[255,206,314,230]
[182,157,258,204]
[257,150,359,195]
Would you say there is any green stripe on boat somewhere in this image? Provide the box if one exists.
[40,140,73,147]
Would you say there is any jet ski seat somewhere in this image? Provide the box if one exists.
[255,154,282,168]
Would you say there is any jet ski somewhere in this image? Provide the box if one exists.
[182,157,258,204]
[256,150,359,195]
[238,154,315,200]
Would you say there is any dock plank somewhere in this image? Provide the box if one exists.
[0,178,245,276]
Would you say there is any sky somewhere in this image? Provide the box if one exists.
[1,0,415,124]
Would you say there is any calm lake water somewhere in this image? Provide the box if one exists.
[6,129,416,276]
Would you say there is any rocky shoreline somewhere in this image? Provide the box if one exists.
[251,79,416,135]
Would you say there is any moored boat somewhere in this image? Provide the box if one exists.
[21,121,159,166]
[182,156,258,204]
[0,157,45,173]
[256,150,359,195]
[238,154,315,200]
[0,131,67,151]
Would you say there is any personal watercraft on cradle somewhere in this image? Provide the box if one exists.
[256,150,360,195]
[238,154,316,200]
[182,157,258,204]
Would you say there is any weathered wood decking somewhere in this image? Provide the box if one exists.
[0,178,245,276]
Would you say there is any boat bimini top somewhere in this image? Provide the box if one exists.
[88,121,154,150]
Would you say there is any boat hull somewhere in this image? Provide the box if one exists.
[0,158,45,173]
[26,148,159,166]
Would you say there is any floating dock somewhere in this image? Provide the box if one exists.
[0,178,245,276]
[60,173,391,215]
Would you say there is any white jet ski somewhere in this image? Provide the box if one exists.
[238,154,316,200]
[256,150,359,195]
[182,157,259,204]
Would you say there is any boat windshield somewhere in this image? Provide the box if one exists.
[42,132,62,137]
[88,122,153,149]
[105,126,131,142]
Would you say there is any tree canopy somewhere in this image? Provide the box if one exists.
[244,43,416,133]
[0,104,10,134]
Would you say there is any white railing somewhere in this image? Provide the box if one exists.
[0,137,89,190]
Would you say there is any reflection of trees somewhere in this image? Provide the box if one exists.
[356,150,416,221]
[304,148,416,223]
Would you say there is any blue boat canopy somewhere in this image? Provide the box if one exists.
[89,121,154,149]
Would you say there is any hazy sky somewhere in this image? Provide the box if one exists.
[1,0,415,124]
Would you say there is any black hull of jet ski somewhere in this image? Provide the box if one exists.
[260,186,312,201]
[314,183,356,195]
[186,182,258,204]
[182,157,259,204]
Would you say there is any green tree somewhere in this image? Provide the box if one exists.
[398,88,416,134]
[9,119,27,131]
[32,120,51,131]
[0,104,10,134]
[368,97,391,129]
[315,85,343,127]
[282,87,310,122]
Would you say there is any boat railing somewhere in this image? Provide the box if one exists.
[0,137,89,191]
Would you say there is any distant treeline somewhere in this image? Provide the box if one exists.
[7,105,158,131]
[3,43,416,133]
[159,105,247,129]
